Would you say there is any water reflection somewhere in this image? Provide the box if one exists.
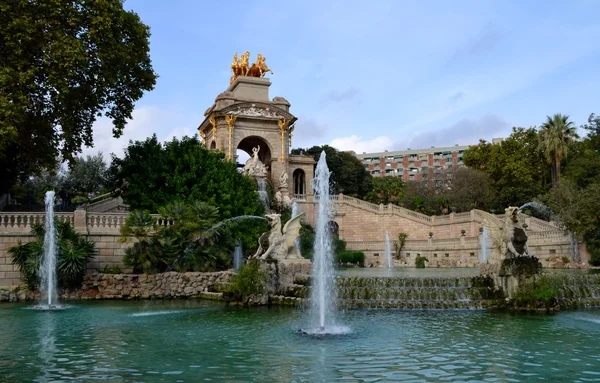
[36,312,58,382]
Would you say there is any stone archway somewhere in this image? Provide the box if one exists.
[210,140,216,150]
[237,136,272,165]
[293,169,306,198]
[328,221,339,235]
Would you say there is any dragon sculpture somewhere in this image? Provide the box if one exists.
[475,206,530,262]
[253,213,305,261]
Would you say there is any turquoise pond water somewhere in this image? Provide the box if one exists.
[1,300,600,382]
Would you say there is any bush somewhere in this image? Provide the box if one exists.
[415,256,428,268]
[561,256,570,264]
[121,202,237,273]
[226,259,268,304]
[336,251,365,266]
[9,220,96,290]
[513,276,559,304]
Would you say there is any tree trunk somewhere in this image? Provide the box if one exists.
[554,153,561,186]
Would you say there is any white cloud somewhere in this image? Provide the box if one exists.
[330,135,393,154]
[82,106,202,160]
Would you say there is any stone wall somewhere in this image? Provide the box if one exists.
[76,271,233,300]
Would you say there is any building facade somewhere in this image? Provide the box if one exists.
[354,138,503,182]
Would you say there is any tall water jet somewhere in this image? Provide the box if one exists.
[308,151,341,333]
[384,231,392,268]
[291,201,301,253]
[39,191,58,308]
[480,226,489,264]
[256,178,270,208]
[233,241,243,271]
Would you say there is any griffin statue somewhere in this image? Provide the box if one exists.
[253,213,304,261]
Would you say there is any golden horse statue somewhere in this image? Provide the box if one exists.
[230,52,273,84]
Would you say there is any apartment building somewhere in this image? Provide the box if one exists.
[354,145,470,182]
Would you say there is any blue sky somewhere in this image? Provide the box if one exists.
[87,0,600,158]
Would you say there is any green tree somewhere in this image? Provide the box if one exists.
[364,176,404,205]
[538,114,578,187]
[63,153,109,198]
[110,135,264,218]
[463,127,549,211]
[292,145,373,198]
[0,0,157,193]
[447,167,494,212]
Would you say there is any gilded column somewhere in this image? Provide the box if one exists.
[209,117,217,148]
[278,119,290,163]
[288,125,295,153]
[225,115,237,160]
[199,129,206,147]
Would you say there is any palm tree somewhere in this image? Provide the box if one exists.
[538,114,578,187]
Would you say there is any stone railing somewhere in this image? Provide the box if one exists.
[0,212,75,233]
[528,230,570,242]
[87,213,129,233]
[294,194,306,201]
[525,217,559,232]
[336,195,433,225]
[86,196,127,213]
[0,210,175,235]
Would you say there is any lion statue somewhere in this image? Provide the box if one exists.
[253,213,304,261]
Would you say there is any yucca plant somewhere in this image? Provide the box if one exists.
[8,220,97,290]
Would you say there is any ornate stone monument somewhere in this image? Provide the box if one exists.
[478,207,541,297]
[198,52,314,208]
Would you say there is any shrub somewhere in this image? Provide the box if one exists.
[226,259,268,304]
[561,256,570,264]
[336,251,365,266]
[513,276,559,304]
[9,220,96,290]
[415,256,428,268]
[394,232,408,259]
[102,265,123,274]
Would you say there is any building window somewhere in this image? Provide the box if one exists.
[293,169,306,197]
[445,253,449,257]
[549,249,556,254]
[433,253,438,257]
[406,253,410,257]
[470,252,475,257]
[374,253,379,257]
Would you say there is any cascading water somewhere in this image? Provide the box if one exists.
[39,191,58,308]
[303,151,348,335]
[384,231,392,268]
[291,201,301,253]
[256,178,270,208]
[480,226,489,263]
[233,242,243,271]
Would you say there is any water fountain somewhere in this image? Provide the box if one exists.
[384,231,392,268]
[38,191,58,309]
[302,151,348,335]
[291,201,301,253]
[480,226,489,263]
[256,178,270,208]
[233,241,243,271]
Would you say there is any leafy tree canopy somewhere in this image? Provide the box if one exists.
[292,145,373,198]
[110,134,264,219]
[364,176,404,205]
[463,127,549,209]
[0,0,157,192]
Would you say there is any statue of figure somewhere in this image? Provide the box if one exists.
[239,51,250,76]
[243,145,268,177]
[230,53,241,84]
[253,213,305,260]
[279,170,288,189]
